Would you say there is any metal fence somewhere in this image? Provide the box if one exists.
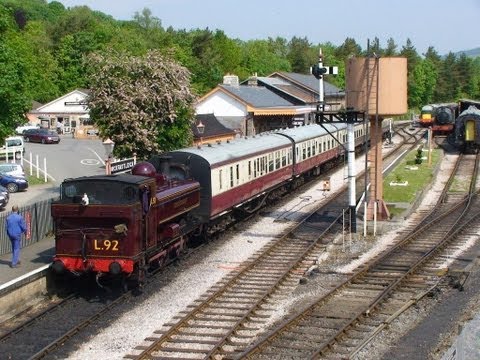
[0,198,57,256]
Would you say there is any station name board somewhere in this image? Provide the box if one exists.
[111,158,136,174]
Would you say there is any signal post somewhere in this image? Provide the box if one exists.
[312,49,363,233]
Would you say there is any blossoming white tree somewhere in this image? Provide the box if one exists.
[85,49,196,159]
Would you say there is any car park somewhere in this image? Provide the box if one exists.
[0,185,9,209]
[0,136,25,160]
[0,173,28,193]
[15,123,40,135]
[23,128,60,144]
[0,163,25,177]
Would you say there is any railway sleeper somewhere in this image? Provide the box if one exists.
[163,322,231,330]
[347,283,387,290]
[155,346,210,353]
[165,330,225,338]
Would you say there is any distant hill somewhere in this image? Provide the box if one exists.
[454,47,480,58]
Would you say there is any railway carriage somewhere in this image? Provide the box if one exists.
[51,121,382,286]
[454,106,480,153]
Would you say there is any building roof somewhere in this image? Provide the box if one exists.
[218,84,293,107]
[193,113,236,138]
[32,89,90,114]
[271,72,344,96]
[198,84,315,116]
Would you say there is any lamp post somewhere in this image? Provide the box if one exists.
[102,138,115,175]
[196,120,205,145]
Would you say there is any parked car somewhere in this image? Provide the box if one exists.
[15,123,40,135]
[0,136,25,160]
[0,185,9,209]
[0,173,28,193]
[23,129,61,144]
[0,163,25,177]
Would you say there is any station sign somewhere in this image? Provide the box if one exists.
[111,157,136,174]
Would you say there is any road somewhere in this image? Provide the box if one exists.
[3,135,109,209]
[22,135,107,186]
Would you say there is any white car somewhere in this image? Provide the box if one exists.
[0,163,25,177]
[0,136,25,160]
[16,123,40,135]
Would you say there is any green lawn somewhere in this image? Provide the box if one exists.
[27,174,50,186]
[383,147,440,204]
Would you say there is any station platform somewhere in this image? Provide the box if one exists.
[0,236,54,291]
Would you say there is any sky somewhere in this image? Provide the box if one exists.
[53,0,480,56]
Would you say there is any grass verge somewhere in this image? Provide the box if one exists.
[383,147,440,212]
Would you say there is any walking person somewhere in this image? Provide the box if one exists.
[5,205,26,268]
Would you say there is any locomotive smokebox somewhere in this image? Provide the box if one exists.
[346,57,407,116]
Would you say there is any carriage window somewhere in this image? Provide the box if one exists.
[275,151,281,169]
[268,153,274,172]
[282,150,287,166]
[236,164,240,184]
[230,166,234,188]
[307,141,311,158]
[219,169,223,190]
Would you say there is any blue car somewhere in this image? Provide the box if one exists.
[0,173,28,193]
[0,185,9,209]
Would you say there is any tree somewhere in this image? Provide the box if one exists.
[384,38,398,56]
[240,39,291,79]
[335,37,362,59]
[409,59,437,108]
[399,38,420,74]
[0,5,33,141]
[455,53,475,98]
[287,36,316,73]
[435,52,457,102]
[85,49,196,159]
[133,7,162,31]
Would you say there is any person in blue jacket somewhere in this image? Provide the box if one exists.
[5,205,26,268]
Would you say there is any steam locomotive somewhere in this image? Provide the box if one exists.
[51,121,388,286]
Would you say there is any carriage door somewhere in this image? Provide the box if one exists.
[466,120,476,141]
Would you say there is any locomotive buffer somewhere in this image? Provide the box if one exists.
[311,50,364,233]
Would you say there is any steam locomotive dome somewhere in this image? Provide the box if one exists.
[131,161,156,177]
[436,107,454,125]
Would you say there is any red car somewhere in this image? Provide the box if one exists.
[23,129,61,144]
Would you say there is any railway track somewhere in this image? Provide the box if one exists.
[237,153,480,359]
[0,123,423,359]
[118,126,424,359]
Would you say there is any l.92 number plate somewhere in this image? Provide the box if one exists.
[93,239,119,251]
